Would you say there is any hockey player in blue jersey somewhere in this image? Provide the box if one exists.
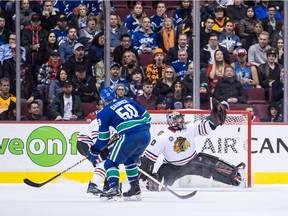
[87,87,151,200]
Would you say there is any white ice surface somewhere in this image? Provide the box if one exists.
[1,180,287,216]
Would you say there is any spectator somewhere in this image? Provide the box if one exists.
[87,31,104,64]
[124,1,146,34]
[0,33,26,64]
[245,106,261,122]
[219,20,242,55]
[37,50,62,99]
[153,65,177,97]
[127,68,145,99]
[115,83,128,99]
[37,31,59,68]
[183,95,193,109]
[171,50,192,80]
[174,0,192,27]
[21,101,48,121]
[238,6,258,39]
[200,33,230,72]
[271,68,284,104]
[63,43,91,78]
[212,6,230,33]
[120,50,143,83]
[51,13,69,45]
[49,69,69,103]
[167,79,187,110]
[275,37,284,66]
[0,101,16,121]
[78,14,99,51]
[109,12,128,48]
[157,17,177,54]
[258,48,281,100]
[206,49,229,92]
[21,13,49,67]
[135,79,157,110]
[113,33,138,66]
[245,20,264,51]
[40,0,58,31]
[0,14,10,46]
[49,80,83,121]
[164,33,193,65]
[145,48,167,85]
[132,16,157,55]
[213,66,246,104]
[0,77,16,115]
[255,0,283,20]
[260,102,283,122]
[261,5,283,37]
[155,95,168,110]
[225,0,247,24]
[69,4,89,30]
[151,1,169,33]
[59,27,78,64]
[231,48,260,88]
[71,65,99,103]
[18,0,36,30]
[20,62,43,115]
[248,31,271,67]
[200,17,217,49]
[99,62,129,91]
[270,22,284,48]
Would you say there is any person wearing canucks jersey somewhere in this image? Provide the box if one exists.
[87,87,151,201]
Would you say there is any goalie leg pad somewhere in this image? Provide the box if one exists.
[157,164,183,186]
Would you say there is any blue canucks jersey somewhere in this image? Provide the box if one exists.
[95,98,151,150]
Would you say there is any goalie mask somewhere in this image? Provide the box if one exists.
[166,111,186,130]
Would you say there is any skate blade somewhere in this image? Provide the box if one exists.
[123,195,142,201]
[100,195,122,201]
[86,193,102,198]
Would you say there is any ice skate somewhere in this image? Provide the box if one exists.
[123,181,142,201]
[100,186,122,201]
[86,181,103,196]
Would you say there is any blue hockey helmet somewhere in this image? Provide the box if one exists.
[100,87,116,103]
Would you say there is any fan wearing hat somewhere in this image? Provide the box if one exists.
[99,62,129,91]
[145,48,168,85]
[231,48,260,88]
[183,95,193,109]
[52,13,69,44]
[257,47,282,100]
[212,6,230,33]
[155,95,168,110]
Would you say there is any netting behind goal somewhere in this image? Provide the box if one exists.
[149,110,252,188]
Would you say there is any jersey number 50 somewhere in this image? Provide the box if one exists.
[116,104,139,120]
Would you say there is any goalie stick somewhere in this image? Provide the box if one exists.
[138,168,197,199]
[23,157,87,188]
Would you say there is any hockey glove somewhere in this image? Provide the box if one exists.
[138,155,155,181]
[87,145,100,163]
[207,101,229,129]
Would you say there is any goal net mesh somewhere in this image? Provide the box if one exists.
[149,110,251,188]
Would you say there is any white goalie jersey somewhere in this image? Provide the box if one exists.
[144,119,215,166]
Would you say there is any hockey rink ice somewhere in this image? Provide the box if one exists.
[1,181,287,216]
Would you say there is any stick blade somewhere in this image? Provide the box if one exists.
[23,178,44,188]
[166,187,197,199]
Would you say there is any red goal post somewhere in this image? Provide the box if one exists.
[148,110,252,188]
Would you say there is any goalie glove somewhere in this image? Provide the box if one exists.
[207,101,229,129]
[138,155,155,181]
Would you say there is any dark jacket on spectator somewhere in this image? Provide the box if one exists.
[164,46,193,65]
[200,45,230,69]
[153,78,173,97]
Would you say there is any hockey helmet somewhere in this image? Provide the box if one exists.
[100,87,116,103]
[166,111,186,130]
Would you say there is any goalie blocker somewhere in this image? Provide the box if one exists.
[139,108,246,190]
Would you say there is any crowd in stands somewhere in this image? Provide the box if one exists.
[0,0,285,123]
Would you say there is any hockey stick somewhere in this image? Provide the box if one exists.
[138,168,197,199]
[23,157,87,188]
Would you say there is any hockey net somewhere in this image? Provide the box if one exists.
[149,110,252,188]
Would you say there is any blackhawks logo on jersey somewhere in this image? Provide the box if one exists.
[173,137,191,153]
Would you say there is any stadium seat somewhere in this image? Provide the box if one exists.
[82,102,97,118]
[253,103,269,119]
[112,1,128,9]
[21,102,30,118]
[138,54,154,69]
[244,88,267,104]
[115,8,131,22]
[229,103,248,111]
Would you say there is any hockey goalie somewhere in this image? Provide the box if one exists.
[139,101,246,190]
